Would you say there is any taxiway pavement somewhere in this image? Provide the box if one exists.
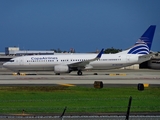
[0,69,160,86]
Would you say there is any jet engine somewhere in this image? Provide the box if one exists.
[54,65,69,73]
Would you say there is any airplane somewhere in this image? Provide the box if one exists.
[3,25,156,75]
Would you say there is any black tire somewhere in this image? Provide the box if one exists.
[77,71,82,75]
[55,73,60,75]
[17,72,20,75]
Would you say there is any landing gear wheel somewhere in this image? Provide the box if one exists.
[77,70,82,75]
[55,73,60,75]
[17,71,20,75]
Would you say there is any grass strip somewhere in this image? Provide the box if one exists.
[0,86,159,114]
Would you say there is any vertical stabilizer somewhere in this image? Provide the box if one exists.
[127,25,156,54]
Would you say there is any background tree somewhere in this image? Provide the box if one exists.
[104,47,122,54]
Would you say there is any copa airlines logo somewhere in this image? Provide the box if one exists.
[128,39,149,54]
[31,57,58,60]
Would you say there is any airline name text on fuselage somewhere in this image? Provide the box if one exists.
[31,57,58,60]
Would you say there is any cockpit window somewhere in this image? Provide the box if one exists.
[9,60,14,62]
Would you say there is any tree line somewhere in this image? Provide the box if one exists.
[51,47,122,54]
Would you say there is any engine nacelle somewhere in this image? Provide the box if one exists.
[54,65,69,73]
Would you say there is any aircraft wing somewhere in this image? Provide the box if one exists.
[68,49,104,69]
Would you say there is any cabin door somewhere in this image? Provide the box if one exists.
[19,58,24,65]
[126,55,131,63]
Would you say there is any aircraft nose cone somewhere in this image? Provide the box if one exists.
[3,62,8,68]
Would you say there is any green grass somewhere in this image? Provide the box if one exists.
[0,86,159,114]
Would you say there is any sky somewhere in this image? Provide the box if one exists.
[0,0,160,52]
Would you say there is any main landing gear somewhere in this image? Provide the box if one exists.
[77,70,82,75]
[55,73,60,75]
[17,71,20,75]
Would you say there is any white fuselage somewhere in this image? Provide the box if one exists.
[3,53,146,72]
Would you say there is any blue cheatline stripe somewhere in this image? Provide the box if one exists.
[131,49,149,54]
[136,51,149,54]
[129,46,149,53]
[128,43,149,54]
[129,44,149,53]
[130,48,149,54]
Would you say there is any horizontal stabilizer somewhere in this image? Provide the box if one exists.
[138,53,156,63]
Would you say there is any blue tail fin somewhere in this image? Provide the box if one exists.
[127,25,156,54]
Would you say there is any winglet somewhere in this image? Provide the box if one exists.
[96,48,104,58]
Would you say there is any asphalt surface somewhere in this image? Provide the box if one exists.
[0,69,160,86]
